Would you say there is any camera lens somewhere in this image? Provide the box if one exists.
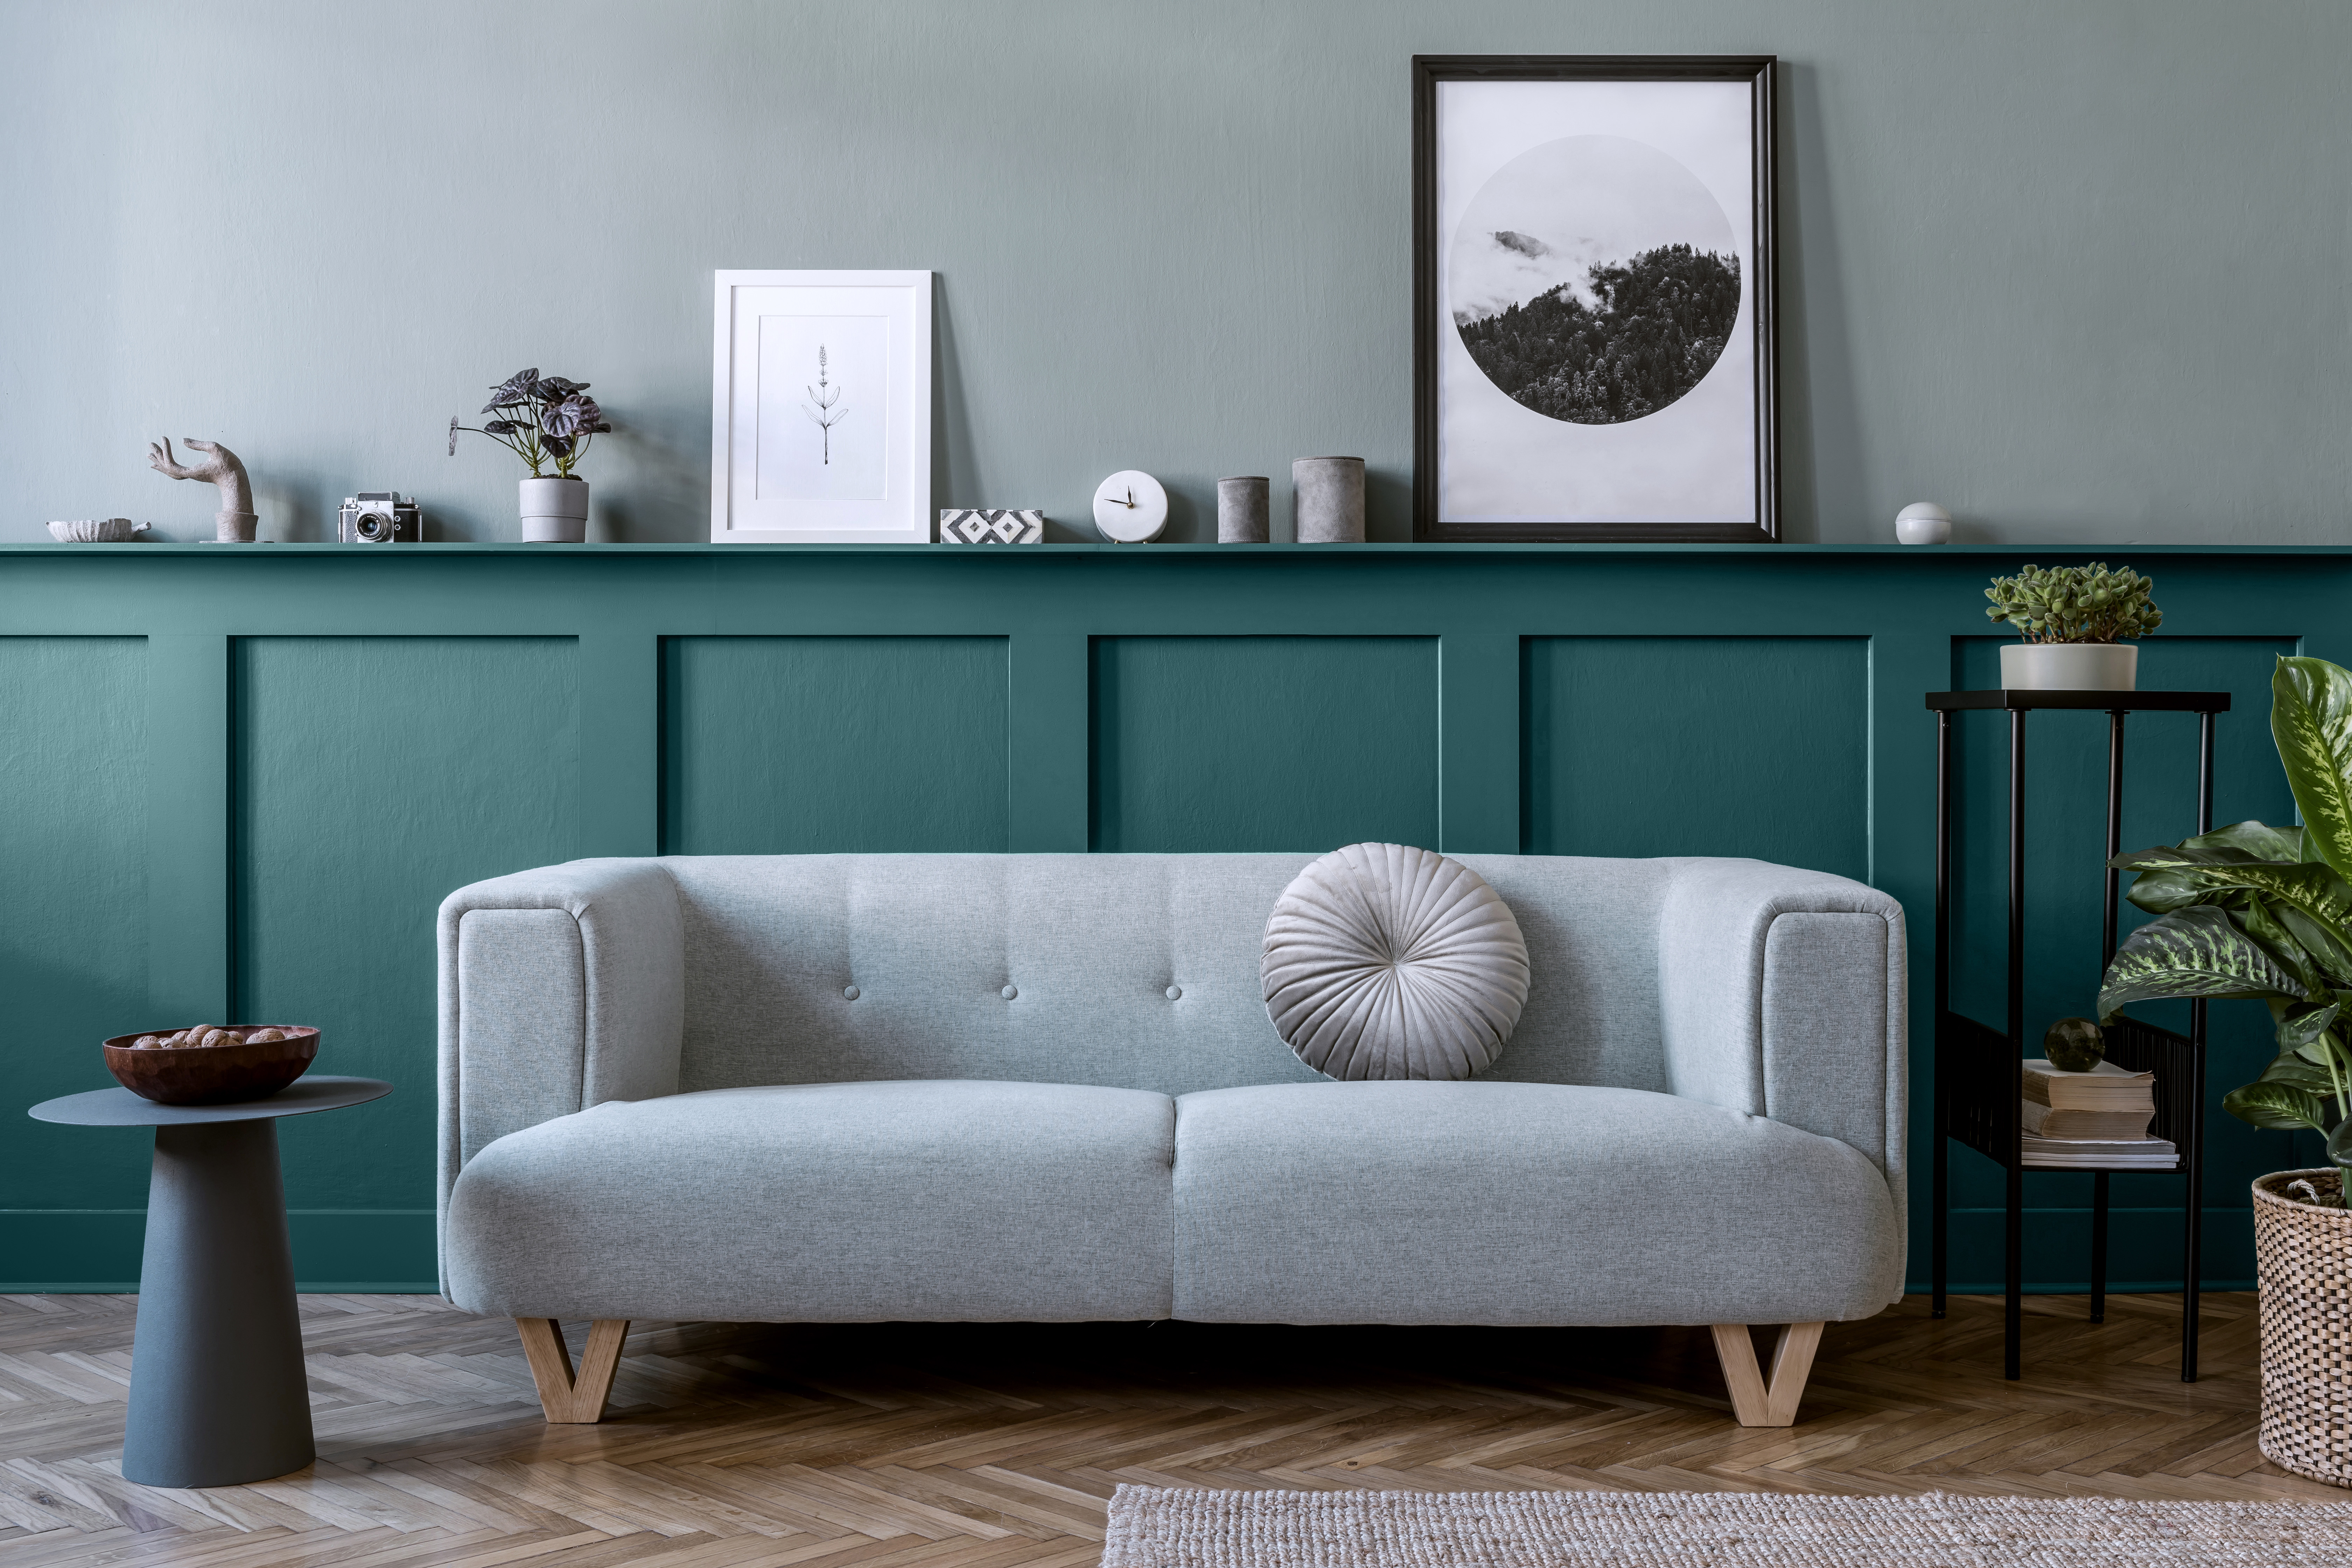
[357,512,391,540]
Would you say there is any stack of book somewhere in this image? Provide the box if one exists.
[2019,1058,2177,1168]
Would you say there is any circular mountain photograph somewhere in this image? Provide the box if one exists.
[1450,135,1740,425]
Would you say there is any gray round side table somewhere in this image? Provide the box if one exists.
[27,1075,392,1488]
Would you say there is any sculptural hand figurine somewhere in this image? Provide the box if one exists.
[148,436,258,542]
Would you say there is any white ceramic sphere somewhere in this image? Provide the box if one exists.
[1895,502,1951,546]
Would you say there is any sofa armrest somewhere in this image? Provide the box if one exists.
[1657,859,1906,1190]
[435,858,684,1245]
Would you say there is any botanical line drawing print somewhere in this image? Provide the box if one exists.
[803,345,847,463]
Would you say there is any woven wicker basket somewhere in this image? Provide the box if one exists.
[2253,1168,2352,1485]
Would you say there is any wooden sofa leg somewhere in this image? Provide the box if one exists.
[515,1317,629,1423]
[1709,1321,1823,1427]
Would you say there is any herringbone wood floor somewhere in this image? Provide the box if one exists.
[0,1290,2340,1566]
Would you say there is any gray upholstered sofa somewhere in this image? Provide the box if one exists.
[436,853,1906,1428]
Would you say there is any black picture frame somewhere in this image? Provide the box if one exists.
[1412,55,1779,543]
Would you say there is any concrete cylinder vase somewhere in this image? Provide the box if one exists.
[519,476,589,543]
[1999,643,2138,691]
[1218,477,1270,543]
[1293,457,1365,543]
[214,510,260,543]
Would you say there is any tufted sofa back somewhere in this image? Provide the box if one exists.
[659,852,1684,1098]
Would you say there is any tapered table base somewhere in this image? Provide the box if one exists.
[27,1075,392,1488]
[124,1120,314,1486]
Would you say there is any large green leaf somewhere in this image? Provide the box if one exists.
[2114,844,2282,871]
[2236,894,2323,988]
[2253,1049,2339,1102]
[2225,1079,2333,1133]
[2281,1002,2344,1059]
[2097,904,2307,1020]
[2277,903,2352,988]
[2116,830,2316,913]
[2273,657,2352,881]
[2186,820,2314,862]
[2110,856,2352,936]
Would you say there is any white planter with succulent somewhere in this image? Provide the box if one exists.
[448,369,613,542]
[1984,562,2160,690]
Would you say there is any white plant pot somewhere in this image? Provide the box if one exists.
[2000,642,2138,691]
[519,476,589,543]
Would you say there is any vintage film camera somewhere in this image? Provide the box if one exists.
[338,492,423,543]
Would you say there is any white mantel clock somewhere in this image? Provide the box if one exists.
[1091,470,1169,542]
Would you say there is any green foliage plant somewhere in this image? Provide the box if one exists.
[2097,657,2352,1203]
[1984,562,2162,644]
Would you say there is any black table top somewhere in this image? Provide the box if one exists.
[27,1075,392,1127]
[1924,689,2231,713]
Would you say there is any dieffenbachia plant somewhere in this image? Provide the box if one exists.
[2097,657,2352,1195]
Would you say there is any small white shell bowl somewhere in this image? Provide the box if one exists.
[48,518,151,542]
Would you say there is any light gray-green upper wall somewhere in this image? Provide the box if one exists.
[2,0,2346,545]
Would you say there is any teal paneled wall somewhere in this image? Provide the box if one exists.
[1522,637,1869,878]
[231,637,579,1283]
[663,637,1010,854]
[1091,637,1440,852]
[2,639,149,1285]
[5,541,2349,1297]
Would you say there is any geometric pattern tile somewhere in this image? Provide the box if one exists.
[0,1290,2338,1566]
[939,509,1046,544]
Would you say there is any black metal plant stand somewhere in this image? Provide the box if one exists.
[1926,688,2229,1382]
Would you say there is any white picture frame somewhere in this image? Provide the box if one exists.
[710,270,933,542]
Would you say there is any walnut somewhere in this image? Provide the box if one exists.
[132,1035,163,1050]
[247,1027,285,1043]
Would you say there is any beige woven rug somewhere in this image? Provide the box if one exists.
[1101,1485,2352,1566]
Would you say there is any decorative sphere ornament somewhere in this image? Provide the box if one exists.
[2044,1016,2106,1073]
[1895,501,1951,545]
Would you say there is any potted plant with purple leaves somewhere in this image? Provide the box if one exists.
[447,370,614,542]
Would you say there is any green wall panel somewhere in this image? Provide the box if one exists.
[663,637,1010,854]
[1521,637,1871,880]
[233,636,580,1287]
[0,639,149,1267]
[1090,637,1439,852]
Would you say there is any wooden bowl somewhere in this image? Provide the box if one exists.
[103,1026,320,1106]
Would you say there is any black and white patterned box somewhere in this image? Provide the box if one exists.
[938,509,1045,544]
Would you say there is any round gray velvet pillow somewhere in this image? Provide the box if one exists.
[1261,842,1531,1081]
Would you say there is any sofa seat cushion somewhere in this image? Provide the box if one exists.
[1171,1080,1901,1327]
[444,1080,1176,1322]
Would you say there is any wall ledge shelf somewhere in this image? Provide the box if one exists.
[13,541,2352,559]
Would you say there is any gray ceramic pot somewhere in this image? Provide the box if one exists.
[1293,457,1364,543]
[1218,477,1270,543]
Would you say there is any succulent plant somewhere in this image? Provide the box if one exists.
[447,368,614,478]
[1984,562,2161,644]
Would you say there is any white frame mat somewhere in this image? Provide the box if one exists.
[710,270,933,542]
